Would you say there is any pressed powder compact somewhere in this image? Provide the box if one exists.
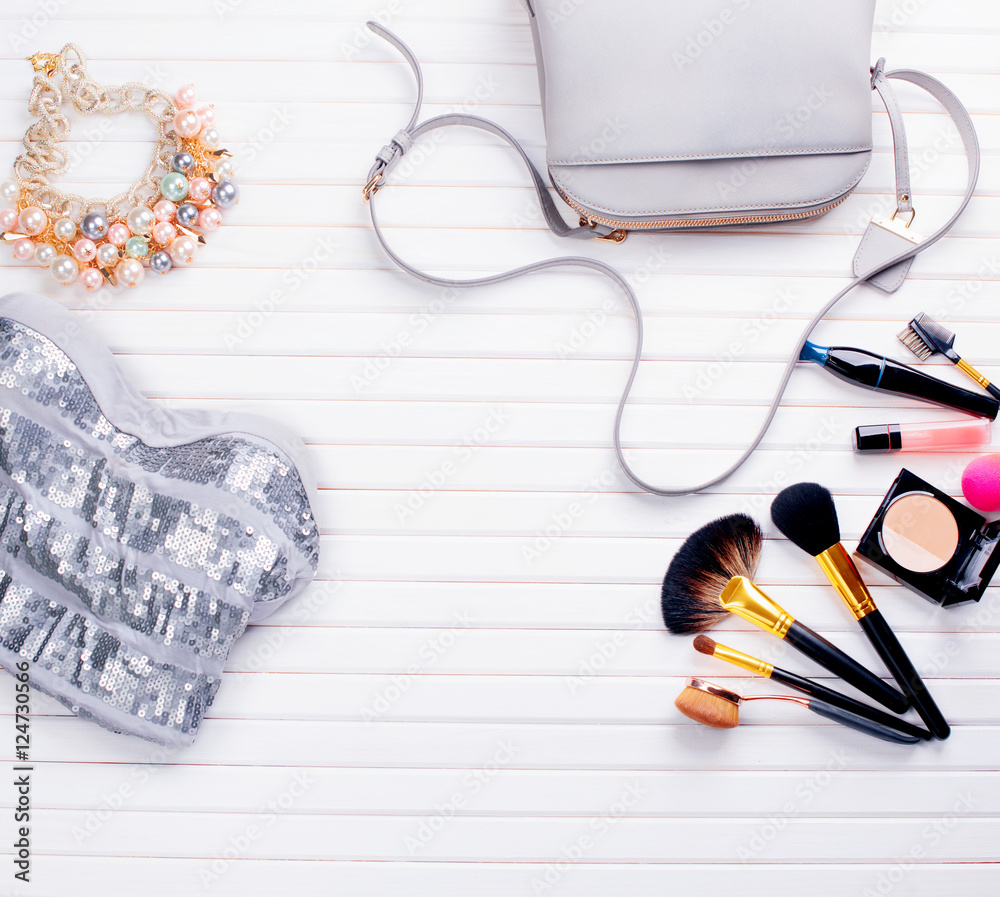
[856,468,1000,607]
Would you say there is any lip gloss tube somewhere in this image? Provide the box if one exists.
[853,418,992,453]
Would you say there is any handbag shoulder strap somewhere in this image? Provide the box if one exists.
[362,22,981,497]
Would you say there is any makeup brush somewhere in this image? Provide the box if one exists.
[897,312,1000,401]
[693,635,931,741]
[662,514,909,713]
[771,482,950,740]
[674,678,922,745]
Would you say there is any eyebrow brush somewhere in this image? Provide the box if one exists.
[897,311,1000,400]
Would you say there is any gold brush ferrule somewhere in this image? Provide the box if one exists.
[711,641,774,678]
[956,357,993,390]
[815,544,877,621]
[719,577,795,638]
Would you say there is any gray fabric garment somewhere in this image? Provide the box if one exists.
[0,292,320,746]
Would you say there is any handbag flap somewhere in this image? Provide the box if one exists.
[531,0,876,166]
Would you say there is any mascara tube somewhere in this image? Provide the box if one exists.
[800,342,1000,420]
[854,418,992,453]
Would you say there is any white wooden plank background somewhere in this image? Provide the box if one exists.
[0,0,998,893]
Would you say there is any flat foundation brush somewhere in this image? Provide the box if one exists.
[675,678,921,745]
[898,311,1000,401]
[771,482,949,739]
[693,635,930,741]
[662,514,908,713]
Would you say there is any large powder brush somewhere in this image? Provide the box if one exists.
[660,513,762,633]
[662,513,908,713]
[771,482,950,739]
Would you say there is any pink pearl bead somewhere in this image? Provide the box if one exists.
[173,110,202,138]
[0,208,17,231]
[188,178,212,203]
[107,223,131,246]
[198,208,222,232]
[153,221,177,245]
[18,206,47,236]
[79,267,103,291]
[73,238,97,262]
[12,238,35,261]
[168,235,198,266]
[153,199,177,222]
[195,104,216,128]
[176,84,197,108]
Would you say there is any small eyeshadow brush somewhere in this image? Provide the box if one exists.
[771,482,950,739]
[693,635,931,740]
[662,514,909,713]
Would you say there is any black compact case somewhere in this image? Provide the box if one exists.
[856,468,1000,607]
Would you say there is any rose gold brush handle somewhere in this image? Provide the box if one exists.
[742,695,921,744]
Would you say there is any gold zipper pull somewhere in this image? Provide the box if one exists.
[579,216,627,244]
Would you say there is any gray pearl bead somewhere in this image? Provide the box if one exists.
[176,203,199,226]
[80,211,108,240]
[212,180,239,209]
[172,152,195,174]
[149,250,173,274]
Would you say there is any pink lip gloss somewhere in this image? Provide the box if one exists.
[854,418,992,453]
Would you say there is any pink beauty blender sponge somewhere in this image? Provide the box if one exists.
[962,454,1000,513]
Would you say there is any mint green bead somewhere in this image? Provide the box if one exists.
[160,172,189,202]
[125,236,149,258]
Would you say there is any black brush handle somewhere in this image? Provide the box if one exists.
[784,621,909,714]
[859,610,950,740]
[770,667,931,740]
[807,699,922,745]
[980,376,1000,402]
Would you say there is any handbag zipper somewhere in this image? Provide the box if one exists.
[558,188,851,242]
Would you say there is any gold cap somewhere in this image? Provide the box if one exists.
[709,640,775,678]
[720,576,795,638]
[815,544,877,620]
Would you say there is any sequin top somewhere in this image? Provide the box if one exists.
[0,292,320,746]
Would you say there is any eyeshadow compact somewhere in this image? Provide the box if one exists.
[856,468,1000,607]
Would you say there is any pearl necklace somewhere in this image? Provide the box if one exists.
[0,46,239,290]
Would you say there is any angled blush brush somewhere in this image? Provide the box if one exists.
[897,312,1000,401]
[693,635,931,741]
[674,678,921,745]
[771,482,949,739]
[662,514,908,713]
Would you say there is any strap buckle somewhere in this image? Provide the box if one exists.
[363,164,385,201]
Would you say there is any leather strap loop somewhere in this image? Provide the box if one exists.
[872,60,914,216]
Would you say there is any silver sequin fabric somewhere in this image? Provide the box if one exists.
[0,296,320,745]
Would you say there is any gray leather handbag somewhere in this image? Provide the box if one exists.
[525,0,881,240]
[361,6,980,496]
